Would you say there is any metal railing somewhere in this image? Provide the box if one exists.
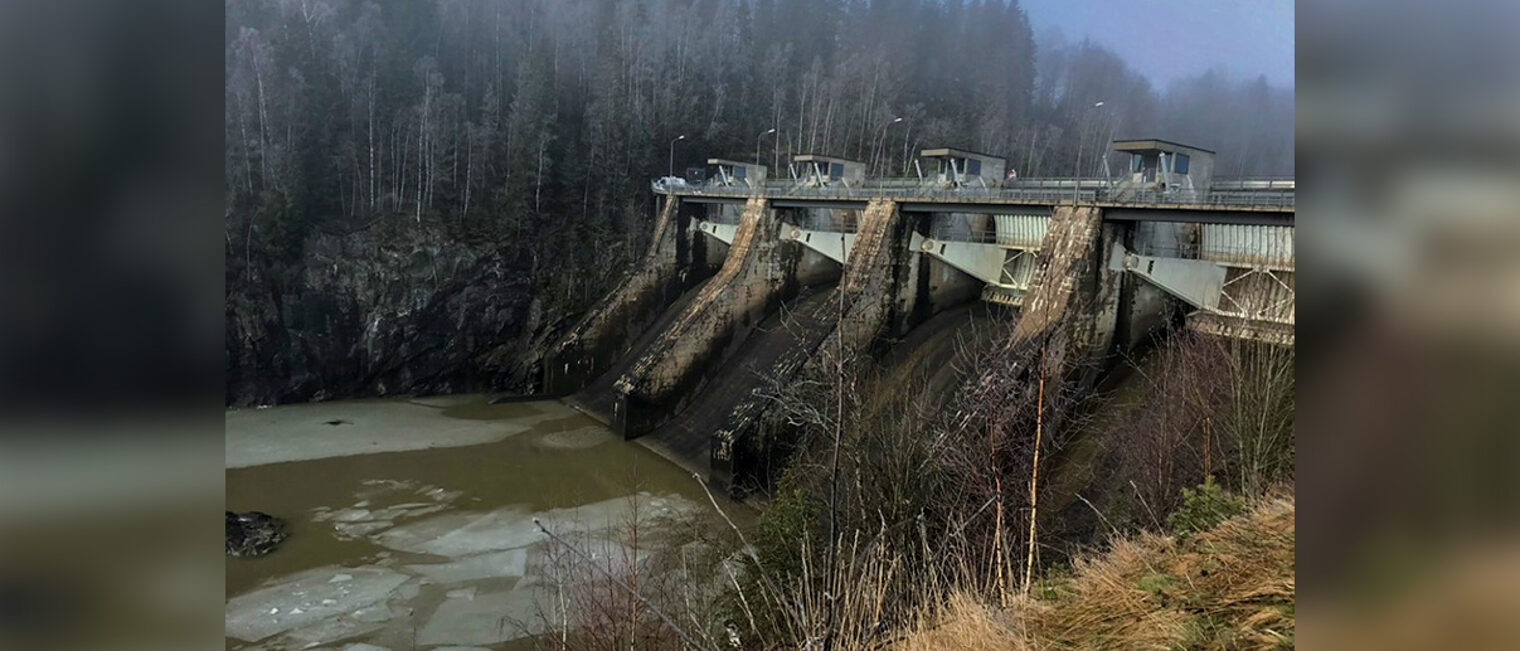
[1211,176,1296,191]
[662,176,1293,208]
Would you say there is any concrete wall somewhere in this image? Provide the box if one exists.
[542,197,713,395]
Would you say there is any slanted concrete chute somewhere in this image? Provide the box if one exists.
[615,196,836,439]
[712,199,924,493]
[543,196,714,395]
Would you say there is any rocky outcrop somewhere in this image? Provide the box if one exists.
[226,511,289,557]
[225,221,576,406]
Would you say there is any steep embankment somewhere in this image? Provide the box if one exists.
[893,495,1295,650]
[225,222,597,406]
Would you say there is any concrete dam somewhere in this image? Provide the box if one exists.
[543,143,1295,496]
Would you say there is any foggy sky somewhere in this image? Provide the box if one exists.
[1023,0,1294,88]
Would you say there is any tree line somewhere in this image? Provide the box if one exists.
[225,0,1293,253]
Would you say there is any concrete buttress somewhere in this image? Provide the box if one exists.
[954,205,1120,436]
[542,197,709,395]
[614,198,800,437]
[710,199,924,494]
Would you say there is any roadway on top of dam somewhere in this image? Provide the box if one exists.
[658,177,1295,226]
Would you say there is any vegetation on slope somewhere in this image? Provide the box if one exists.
[529,327,1296,650]
[895,492,1295,651]
[223,0,1293,404]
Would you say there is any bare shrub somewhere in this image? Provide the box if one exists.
[530,493,742,651]
[1100,331,1295,520]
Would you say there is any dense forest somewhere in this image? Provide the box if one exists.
[223,0,1293,405]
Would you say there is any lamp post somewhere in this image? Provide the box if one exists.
[668,134,686,178]
[1074,102,1105,204]
[874,117,903,175]
[755,128,776,168]
[900,118,913,175]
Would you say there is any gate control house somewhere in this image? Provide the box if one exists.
[1112,139,1215,194]
[706,158,767,187]
[793,154,865,187]
[920,147,1007,188]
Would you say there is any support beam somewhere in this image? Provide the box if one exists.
[1119,253,1227,311]
[695,220,738,245]
[919,238,1006,285]
[786,228,855,265]
[902,202,1053,215]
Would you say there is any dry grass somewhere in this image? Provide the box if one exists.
[894,494,1295,650]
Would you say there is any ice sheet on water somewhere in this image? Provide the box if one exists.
[406,548,528,583]
[374,494,699,558]
[282,616,383,648]
[225,566,409,642]
[373,506,541,556]
[334,520,394,539]
[416,588,551,646]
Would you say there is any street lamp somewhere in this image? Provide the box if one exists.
[875,117,903,175]
[1074,102,1106,204]
[668,134,686,178]
[755,128,776,167]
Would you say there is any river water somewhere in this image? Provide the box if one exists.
[226,394,749,650]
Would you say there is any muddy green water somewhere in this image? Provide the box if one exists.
[226,395,750,650]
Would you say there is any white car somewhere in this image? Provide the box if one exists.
[651,176,689,193]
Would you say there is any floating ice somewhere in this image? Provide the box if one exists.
[283,615,382,648]
[416,588,550,646]
[405,548,528,583]
[226,566,408,642]
[333,508,372,522]
[334,520,394,539]
[376,495,696,558]
[374,507,540,556]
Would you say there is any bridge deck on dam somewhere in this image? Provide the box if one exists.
[659,176,1293,226]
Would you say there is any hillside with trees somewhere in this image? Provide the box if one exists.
[224,0,1292,405]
